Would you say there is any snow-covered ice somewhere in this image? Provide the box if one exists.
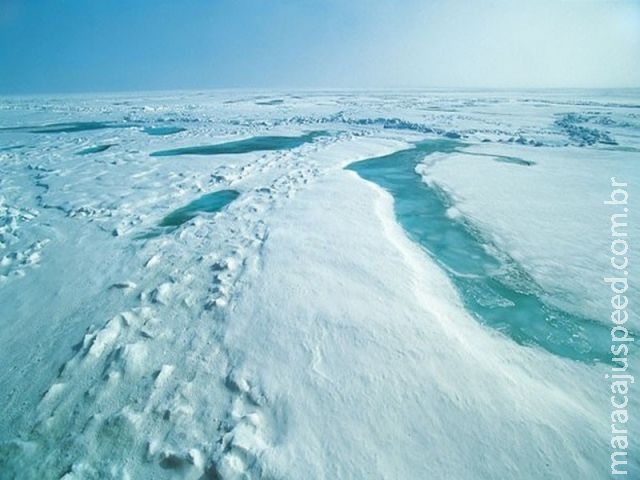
[0,90,638,478]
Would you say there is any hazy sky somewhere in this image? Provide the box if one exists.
[1,0,639,93]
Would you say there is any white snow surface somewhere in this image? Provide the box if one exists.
[420,143,640,326]
[0,90,638,479]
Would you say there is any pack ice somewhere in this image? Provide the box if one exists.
[0,90,638,479]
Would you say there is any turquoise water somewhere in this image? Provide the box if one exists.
[76,144,113,155]
[0,121,134,134]
[347,140,611,364]
[150,131,327,157]
[160,190,240,228]
[0,145,23,152]
[138,190,240,240]
[143,126,186,136]
[256,99,284,106]
[462,150,535,166]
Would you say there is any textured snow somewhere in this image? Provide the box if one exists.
[0,90,638,478]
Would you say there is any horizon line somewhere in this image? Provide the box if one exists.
[1,85,640,98]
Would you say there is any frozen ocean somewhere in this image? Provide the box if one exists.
[0,89,638,478]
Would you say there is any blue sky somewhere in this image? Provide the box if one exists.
[1,0,639,93]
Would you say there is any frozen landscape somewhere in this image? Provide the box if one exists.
[0,89,639,478]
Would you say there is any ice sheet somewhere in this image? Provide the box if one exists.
[0,89,638,478]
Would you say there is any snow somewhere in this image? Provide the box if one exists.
[421,143,640,327]
[0,89,638,478]
[224,168,609,478]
